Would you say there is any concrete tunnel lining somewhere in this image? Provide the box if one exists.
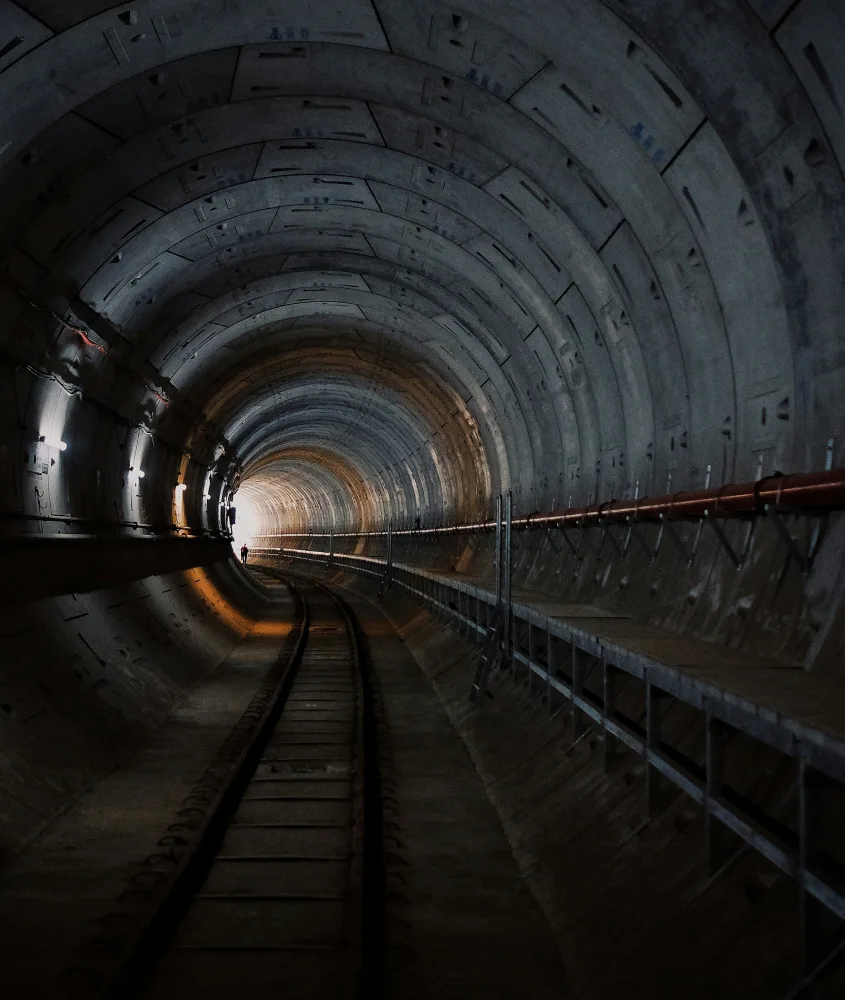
[4,0,843,544]
[2,0,845,995]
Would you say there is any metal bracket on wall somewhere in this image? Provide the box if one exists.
[765,506,826,576]
[652,510,754,571]
[470,614,504,702]
[471,491,508,702]
[687,465,713,566]
[704,512,750,569]
[558,522,584,560]
[656,513,693,563]
[598,523,625,560]
[620,481,641,560]
[494,493,503,609]
[384,521,393,589]
[625,519,653,561]
[503,491,513,666]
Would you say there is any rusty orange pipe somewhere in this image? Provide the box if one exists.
[529,467,845,528]
[268,466,845,539]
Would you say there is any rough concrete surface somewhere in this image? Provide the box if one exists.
[348,588,565,998]
[0,583,295,1000]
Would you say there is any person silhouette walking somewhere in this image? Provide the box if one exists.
[240,543,249,564]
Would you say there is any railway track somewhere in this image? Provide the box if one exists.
[63,574,380,1000]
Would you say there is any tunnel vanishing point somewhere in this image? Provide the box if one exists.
[2,1,845,997]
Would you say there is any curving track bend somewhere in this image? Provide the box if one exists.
[77,573,376,1000]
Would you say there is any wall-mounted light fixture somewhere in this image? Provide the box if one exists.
[40,435,67,452]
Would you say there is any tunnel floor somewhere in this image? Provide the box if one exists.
[347,579,562,998]
[0,582,300,999]
[0,570,562,999]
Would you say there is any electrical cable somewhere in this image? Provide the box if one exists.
[22,364,83,397]
[17,285,170,406]
[18,286,107,354]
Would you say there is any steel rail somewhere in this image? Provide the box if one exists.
[58,580,311,998]
[60,575,379,999]
[263,568,386,998]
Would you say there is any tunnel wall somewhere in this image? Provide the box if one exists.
[3,0,845,542]
[0,554,264,858]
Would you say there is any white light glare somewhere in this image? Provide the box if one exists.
[175,483,187,493]
[130,467,145,479]
[41,436,67,451]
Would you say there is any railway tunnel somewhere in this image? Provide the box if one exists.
[2,0,845,996]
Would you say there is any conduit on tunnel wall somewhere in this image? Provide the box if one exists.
[1,1,845,666]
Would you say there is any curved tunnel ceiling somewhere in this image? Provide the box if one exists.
[1,0,844,537]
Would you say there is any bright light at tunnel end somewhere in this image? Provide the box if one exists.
[230,488,262,553]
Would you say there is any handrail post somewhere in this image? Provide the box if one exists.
[495,494,503,610]
[504,491,512,662]
[387,521,393,588]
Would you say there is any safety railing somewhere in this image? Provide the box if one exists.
[254,539,845,985]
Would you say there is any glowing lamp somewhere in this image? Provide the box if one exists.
[40,436,67,452]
